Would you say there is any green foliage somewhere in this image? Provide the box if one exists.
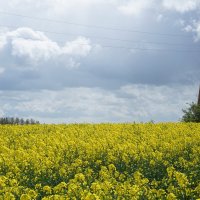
[0,117,40,125]
[182,102,200,122]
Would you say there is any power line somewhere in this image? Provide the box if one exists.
[87,44,200,53]
[0,10,191,38]
[0,24,197,48]
[0,25,199,53]
[0,31,199,53]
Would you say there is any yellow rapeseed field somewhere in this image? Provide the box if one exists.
[0,123,200,199]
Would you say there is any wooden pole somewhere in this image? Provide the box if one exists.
[198,85,200,105]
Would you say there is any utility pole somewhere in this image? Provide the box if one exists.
[198,85,200,105]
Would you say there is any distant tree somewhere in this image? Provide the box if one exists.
[5,117,9,124]
[0,117,40,125]
[1,118,5,124]
[25,119,30,125]
[10,117,15,124]
[20,118,25,125]
[15,118,20,125]
[30,119,35,124]
[182,102,200,123]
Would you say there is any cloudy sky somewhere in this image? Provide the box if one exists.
[0,0,200,123]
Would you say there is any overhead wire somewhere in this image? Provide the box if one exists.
[0,24,196,47]
[0,26,199,53]
[0,12,199,53]
[0,10,191,38]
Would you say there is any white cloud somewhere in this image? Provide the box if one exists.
[162,0,200,13]
[0,36,6,50]
[65,58,80,69]
[45,0,106,15]
[1,0,154,18]
[183,20,200,42]
[11,38,60,61]
[0,27,93,68]
[0,68,5,74]
[6,0,109,17]
[7,27,49,41]
[193,22,200,41]
[0,84,198,123]
[156,14,164,22]
[118,0,154,16]
[62,37,92,56]
[184,25,193,32]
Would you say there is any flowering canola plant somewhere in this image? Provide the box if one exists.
[0,123,200,199]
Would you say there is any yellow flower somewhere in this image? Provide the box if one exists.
[20,194,31,200]
[43,185,52,195]
[166,193,177,200]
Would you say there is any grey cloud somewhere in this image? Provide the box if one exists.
[0,84,198,123]
[0,0,200,122]
[0,42,199,91]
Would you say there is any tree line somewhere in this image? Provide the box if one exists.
[0,117,40,125]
